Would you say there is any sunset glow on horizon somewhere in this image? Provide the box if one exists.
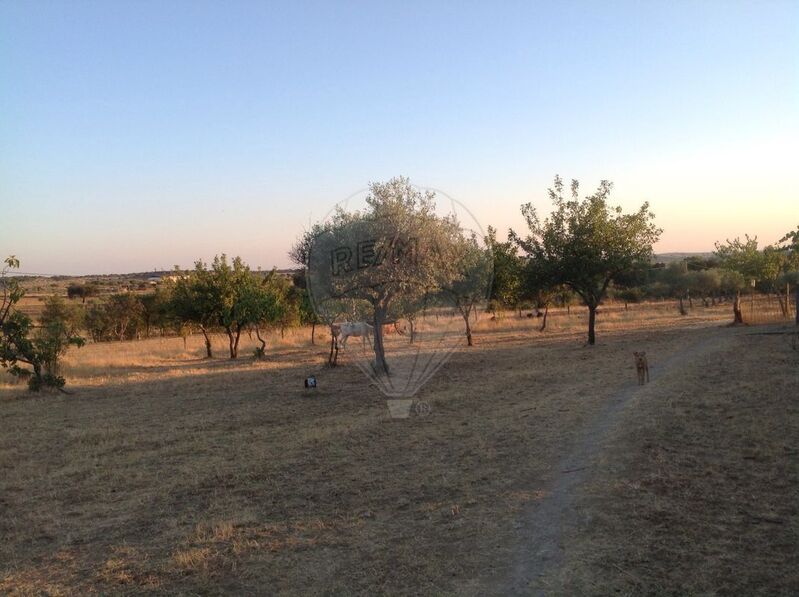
[1,2,797,275]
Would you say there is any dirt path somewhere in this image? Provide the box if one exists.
[501,328,734,595]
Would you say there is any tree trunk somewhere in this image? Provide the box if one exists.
[539,304,549,331]
[409,318,416,344]
[328,330,338,367]
[795,283,799,326]
[587,304,597,345]
[200,325,213,358]
[733,290,744,324]
[776,291,788,318]
[372,305,389,374]
[687,291,693,309]
[311,321,316,345]
[31,361,43,390]
[461,306,473,347]
[678,296,687,316]
[254,325,266,357]
[227,328,236,359]
[234,326,242,358]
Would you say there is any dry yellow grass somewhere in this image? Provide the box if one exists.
[0,301,796,594]
[549,324,799,595]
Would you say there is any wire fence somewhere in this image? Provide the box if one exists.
[741,292,795,325]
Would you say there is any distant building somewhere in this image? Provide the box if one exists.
[147,273,184,285]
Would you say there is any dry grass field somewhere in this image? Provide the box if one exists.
[1,302,797,595]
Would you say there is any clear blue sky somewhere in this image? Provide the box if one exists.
[1,1,797,274]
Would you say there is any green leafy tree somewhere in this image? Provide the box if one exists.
[85,302,113,341]
[715,235,769,324]
[105,293,145,340]
[139,287,174,338]
[172,256,281,359]
[290,234,333,347]
[246,271,291,358]
[306,177,466,374]
[171,264,220,357]
[692,269,722,306]
[611,260,651,309]
[439,234,493,346]
[511,176,662,345]
[290,271,322,344]
[1,258,84,391]
[210,255,263,359]
[485,226,523,313]
[521,257,558,330]
[67,282,97,303]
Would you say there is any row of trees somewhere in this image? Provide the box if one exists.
[0,255,319,390]
[79,257,314,359]
[4,174,797,390]
[482,178,798,333]
[714,233,799,324]
[169,256,309,359]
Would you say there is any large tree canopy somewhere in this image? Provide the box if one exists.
[511,176,661,345]
[304,176,489,375]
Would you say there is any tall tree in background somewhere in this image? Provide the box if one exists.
[209,255,257,359]
[511,176,661,345]
[714,235,765,324]
[291,271,322,345]
[439,234,493,346]
[485,226,523,314]
[241,271,290,359]
[171,264,221,358]
[522,258,557,331]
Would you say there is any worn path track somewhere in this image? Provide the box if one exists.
[501,329,732,595]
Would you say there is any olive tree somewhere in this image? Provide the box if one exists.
[511,176,661,345]
[306,177,464,374]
